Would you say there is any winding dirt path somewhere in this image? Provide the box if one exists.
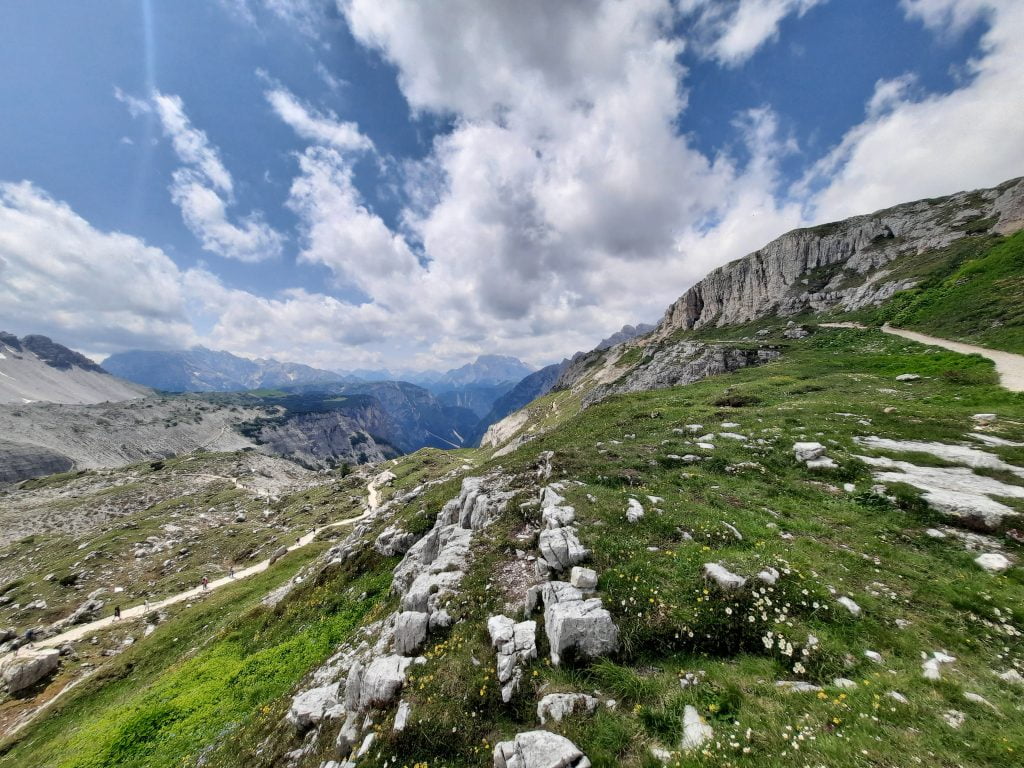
[7,478,381,653]
[881,324,1024,392]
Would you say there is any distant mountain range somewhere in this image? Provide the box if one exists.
[102,347,349,393]
[0,332,148,405]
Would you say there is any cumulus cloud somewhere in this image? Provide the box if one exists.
[326,0,824,362]
[119,89,284,262]
[0,180,416,369]
[803,0,1024,221]
[681,0,826,66]
[0,182,195,354]
[287,146,420,301]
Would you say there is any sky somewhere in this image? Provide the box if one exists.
[0,0,1021,372]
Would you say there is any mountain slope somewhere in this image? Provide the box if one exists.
[0,332,148,405]
[4,179,1024,768]
[102,347,345,392]
[658,177,1024,335]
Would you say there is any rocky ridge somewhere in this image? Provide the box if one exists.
[656,177,1024,335]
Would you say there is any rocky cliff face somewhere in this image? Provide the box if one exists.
[657,177,1024,334]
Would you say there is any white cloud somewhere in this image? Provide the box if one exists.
[901,0,993,35]
[334,0,797,361]
[221,0,333,37]
[265,87,373,151]
[287,146,420,300]
[0,181,406,369]
[0,182,195,353]
[120,89,284,263]
[681,0,826,66]
[803,0,1024,222]
[151,93,235,194]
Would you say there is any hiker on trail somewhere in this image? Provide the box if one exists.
[23,627,34,649]
[114,605,121,621]
[201,576,209,591]
[229,565,235,579]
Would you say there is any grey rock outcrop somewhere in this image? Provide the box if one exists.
[656,178,1024,334]
[287,682,342,730]
[355,655,412,710]
[1,648,60,693]
[493,730,592,768]
[681,705,714,751]
[703,562,746,591]
[538,527,589,573]
[393,611,429,655]
[537,693,599,724]
[541,582,619,665]
[488,614,538,702]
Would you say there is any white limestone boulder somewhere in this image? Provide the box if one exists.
[493,730,591,768]
[537,693,599,724]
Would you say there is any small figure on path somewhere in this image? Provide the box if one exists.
[201,576,209,591]
[113,605,121,621]
[229,565,235,579]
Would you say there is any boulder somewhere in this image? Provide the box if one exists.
[537,693,599,724]
[895,374,921,382]
[837,596,861,616]
[922,651,956,681]
[493,730,591,768]
[793,442,826,462]
[569,567,598,591]
[1,648,60,693]
[287,682,341,730]
[542,504,576,529]
[268,545,289,564]
[538,527,589,571]
[976,552,1011,572]
[543,583,619,665]
[358,655,411,710]
[998,669,1024,686]
[393,611,430,655]
[757,567,780,585]
[626,498,644,524]
[394,700,412,732]
[488,615,538,702]
[702,562,746,591]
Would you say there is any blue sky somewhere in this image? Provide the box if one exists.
[0,1,1020,371]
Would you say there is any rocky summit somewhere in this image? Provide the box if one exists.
[1,179,1024,768]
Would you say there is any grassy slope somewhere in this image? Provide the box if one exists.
[368,330,1024,768]
[6,330,1024,768]
[839,229,1024,354]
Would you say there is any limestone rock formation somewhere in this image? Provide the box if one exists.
[656,178,1024,334]
[1,648,60,693]
[541,582,619,665]
[493,730,592,768]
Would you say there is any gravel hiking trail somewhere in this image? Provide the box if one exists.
[4,478,381,654]
[880,324,1024,392]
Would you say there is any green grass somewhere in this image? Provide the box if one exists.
[365,330,1024,767]
[1,548,391,768]
[840,230,1024,353]
[7,330,1024,768]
